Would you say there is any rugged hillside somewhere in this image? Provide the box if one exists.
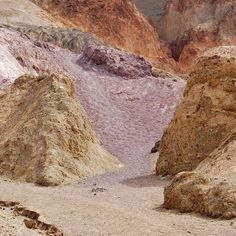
[157,0,236,71]
[0,25,185,181]
[0,26,63,88]
[155,46,236,176]
[30,0,177,71]
[0,74,121,186]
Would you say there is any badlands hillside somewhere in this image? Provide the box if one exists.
[0,0,235,235]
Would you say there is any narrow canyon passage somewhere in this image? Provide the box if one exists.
[53,48,185,184]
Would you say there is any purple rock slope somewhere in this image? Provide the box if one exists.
[0,27,186,183]
[54,46,186,183]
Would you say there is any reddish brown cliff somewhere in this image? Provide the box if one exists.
[31,0,176,71]
[157,0,236,71]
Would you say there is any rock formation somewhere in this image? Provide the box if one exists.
[0,74,121,186]
[77,45,154,79]
[0,24,185,183]
[156,46,236,218]
[30,0,177,71]
[157,0,236,71]
[156,46,236,176]
[164,131,236,219]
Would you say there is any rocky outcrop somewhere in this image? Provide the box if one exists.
[15,26,104,54]
[0,25,185,182]
[30,0,177,71]
[164,131,236,219]
[157,0,236,71]
[77,45,153,79]
[0,74,121,186]
[156,46,236,176]
[157,46,236,218]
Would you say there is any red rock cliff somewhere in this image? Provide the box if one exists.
[31,0,176,71]
[157,0,236,71]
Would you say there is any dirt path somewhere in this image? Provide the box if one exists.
[1,175,236,236]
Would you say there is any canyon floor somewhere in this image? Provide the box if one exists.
[1,171,236,236]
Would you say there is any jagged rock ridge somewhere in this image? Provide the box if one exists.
[15,25,104,54]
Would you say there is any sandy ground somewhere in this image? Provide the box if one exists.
[1,170,236,236]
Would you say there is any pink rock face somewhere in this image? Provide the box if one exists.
[0,26,186,183]
[0,26,64,87]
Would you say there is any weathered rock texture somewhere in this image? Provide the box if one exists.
[156,46,236,176]
[0,74,121,185]
[157,0,236,71]
[30,0,176,71]
[15,26,104,54]
[77,45,154,79]
[164,131,236,219]
[157,46,236,218]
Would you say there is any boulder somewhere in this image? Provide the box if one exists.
[156,46,236,176]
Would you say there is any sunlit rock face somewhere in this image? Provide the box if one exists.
[157,46,236,219]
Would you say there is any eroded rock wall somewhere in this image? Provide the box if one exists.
[157,46,236,218]
[30,0,177,71]
[156,46,236,176]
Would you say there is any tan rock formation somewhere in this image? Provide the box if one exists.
[156,46,236,176]
[164,131,236,219]
[30,0,177,72]
[0,74,121,186]
[156,46,236,218]
[157,0,236,71]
